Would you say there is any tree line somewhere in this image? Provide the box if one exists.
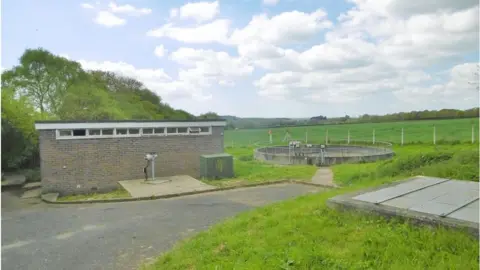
[1,48,219,172]
[225,108,479,130]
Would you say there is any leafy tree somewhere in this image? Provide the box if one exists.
[1,87,48,170]
[198,112,220,119]
[2,48,84,114]
[57,82,127,120]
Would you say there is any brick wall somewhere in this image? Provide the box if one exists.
[39,127,224,195]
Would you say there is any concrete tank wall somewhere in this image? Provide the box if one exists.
[254,144,394,166]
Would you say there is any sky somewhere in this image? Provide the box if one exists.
[2,0,479,118]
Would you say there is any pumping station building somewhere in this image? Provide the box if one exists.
[35,119,228,195]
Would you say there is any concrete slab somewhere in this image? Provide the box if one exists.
[118,175,216,198]
[353,176,448,204]
[21,188,42,199]
[328,176,479,238]
[448,202,479,223]
[41,193,59,202]
[23,182,41,190]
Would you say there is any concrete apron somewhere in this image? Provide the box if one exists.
[118,175,216,198]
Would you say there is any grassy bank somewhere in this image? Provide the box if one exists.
[334,144,479,187]
[145,144,479,269]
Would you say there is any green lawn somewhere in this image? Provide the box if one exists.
[225,118,479,146]
[144,144,479,270]
[203,146,318,187]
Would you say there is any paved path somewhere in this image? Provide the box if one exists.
[2,183,320,270]
[311,168,337,187]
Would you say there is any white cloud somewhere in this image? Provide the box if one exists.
[230,9,332,46]
[169,8,179,18]
[154,45,167,58]
[147,19,230,44]
[94,11,126,27]
[108,2,152,16]
[74,46,253,102]
[81,2,150,27]
[334,3,479,68]
[263,0,279,6]
[77,59,212,101]
[384,0,478,17]
[171,47,253,88]
[178,1,219,22]
[248,0,479,109]
[81,0,479,114]
[394,63,479,105]
[81,3,95,9]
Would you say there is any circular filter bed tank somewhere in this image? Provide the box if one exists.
[254,141,394,166]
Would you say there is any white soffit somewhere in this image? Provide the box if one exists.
[35,121,227,130]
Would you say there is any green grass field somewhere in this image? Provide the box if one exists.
[145,143,479,270]
[225,118,479,146]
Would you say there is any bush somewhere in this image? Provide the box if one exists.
[23,168,41,183]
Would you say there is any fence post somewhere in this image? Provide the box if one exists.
[347,129,350,144]
[401,127,404,146]
[472,125,475,144]
[372,129,376,144]
[433,125,436,145]
[325,129,329,145]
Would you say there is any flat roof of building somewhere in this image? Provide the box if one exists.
[35,119,226,123]
[35,119,227,130]
[328,176,479,238]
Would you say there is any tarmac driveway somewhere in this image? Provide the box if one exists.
[2,183,320,270]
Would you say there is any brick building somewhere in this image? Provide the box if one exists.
[34,119,226,195]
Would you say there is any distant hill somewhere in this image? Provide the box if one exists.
[220,107,479,130]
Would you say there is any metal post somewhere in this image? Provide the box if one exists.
[151,159,155,181]
[401,128,404,146]
[347,129,350,144]
[433,125,436,145]
[372,129,376,144]
[472,125,475,144]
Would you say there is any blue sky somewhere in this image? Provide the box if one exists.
[2,0,479,118]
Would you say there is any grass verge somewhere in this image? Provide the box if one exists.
[203,146,317,188]
[144,143,479,269]
[56,188,131,202]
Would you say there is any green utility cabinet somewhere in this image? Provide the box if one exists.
[200,153,234,179]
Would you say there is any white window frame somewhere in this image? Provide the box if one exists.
[87,129,101,136]
[188,127,201,134]
[55,125,213,140]
[166,127,178,135]
[198,126,211,134]
[177,127,189,135]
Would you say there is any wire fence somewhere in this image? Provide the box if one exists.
[225,124,479,148]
